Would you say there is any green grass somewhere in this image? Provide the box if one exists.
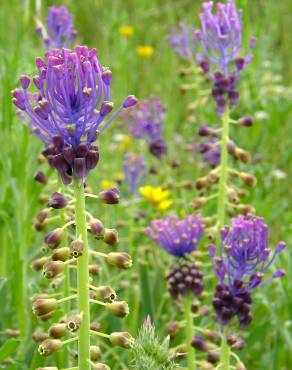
[0,0,291,369]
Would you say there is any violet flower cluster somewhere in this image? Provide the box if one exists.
[36,6,77,49]
[168,22,199,61]
[209,214,286,328]
[146,214,204,257]
[123,153,146,195]
[120,97,168,160]
[197,0,256,114]
[194,124,221,167]
[12,46,137,184]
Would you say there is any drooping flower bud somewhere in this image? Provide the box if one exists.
[89,219,105,239]
[67,314,82,332]
[89,264,101,276]
[48,323,68,339]
[98,188,120,204]
[48,192,68,209]
[43,261,64,279]
[32,298,58,316]
[38,339,62,356]
[103,228,119,246]
[34,171,48,184]
[52,247,70,261]
[44,228,64,249]
[32,256,50,271]
[166,321,180,339]
[70,239,84,258]
[90,346,102,362]
[106,301,129,318]
[4,329,20,337]
[106,252,132,269]
[109,332,134,348]
[93,286,117,303]
[191,336,209,352]
[33,330,50,342]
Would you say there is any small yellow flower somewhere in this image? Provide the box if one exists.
[139,186,172,211]
[119,26,134,37]
[114,173,124,183]
[101,180,115,190]
[136,45,154,59]
[116,134,132,150]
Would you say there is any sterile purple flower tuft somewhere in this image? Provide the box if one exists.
[123,153,146,195]
[168,22,199,61]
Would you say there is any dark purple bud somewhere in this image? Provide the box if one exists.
[44,228,64,249]
[52,154,70,173]
[98,188,120,205]
[34,171,48,184]
[238,116,253,126]
[191,336,208,352]
[229,90,239,106]
[76,143,89,158]
[272,269,285,278]
[100,101,114,116]
[52,135,64,150]
[89,219,105,239]
[122,95,138,108]
[63,146,75,165]
[48,192,68,209]
[20,75,30,89]
[200,60,210,73]
[235,58,245,71]
[197,124,212,136]
[149,138,168,159]
[86,150,99,170]
[276,241,286,253]
[60,172,72,185]
[73,158,86,178]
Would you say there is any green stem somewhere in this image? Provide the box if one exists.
[184,296,196,370]
[220,327,230,370]
[74,177,90,370]
[216,107,230,236]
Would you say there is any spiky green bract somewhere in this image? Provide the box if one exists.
[130,319,176,370]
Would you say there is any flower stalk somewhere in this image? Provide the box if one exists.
[184,296,196,370]
[220,327,230,370]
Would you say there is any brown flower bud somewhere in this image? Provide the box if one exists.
[32,293,49,302]
[237,204,254,215]
[4,329,20,337]
[34,220,48,231]
[103,228,119,246]
[90,345,102,362]
[195,177,208,190]
[239,172,257,186]
[43,261,64,279]
[106,301,129,318]
[93,286,117,303]
[70,239,84,258]
[67,314,82,332]
[44,228,64,249]
[32,257,50,271]
[90,322,101,332]
[206,226,217,241]
[2,358,13,365]
[207,169,219,183]
[52,247,70,261]
[89,264,101,276]
[32,330,49,342]
[39,195,49,204]
[89,218,105,239]
[98,188,120,205]
[207,351,220,364]
[34,171,48,184]
[32,298,57,316]
[235,148,251,163]
[238,116,253,127]
[191,336,209,352]
[109,332,134,348]
[192,197,207,209]
[37,209,50,222]
[48,192,68,209]
[166,321,180,339]
[106,252,132,269]
[198,306,211,316]
[48,323,68,339]
[38,339,62,356]
[227,188,240,204]
[39,312,54,322]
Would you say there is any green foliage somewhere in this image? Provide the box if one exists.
[130,318,177,370]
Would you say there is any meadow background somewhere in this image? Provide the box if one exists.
[0,0,291,369]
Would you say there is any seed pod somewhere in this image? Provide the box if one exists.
[106,301,129,318]
[70,239,84,258]
[34,171,48,184]
[44,228,64,249]
[106,252,132,269]
[32,256,50,271]
[89,219,105,239]
[33,330,50,342]
[98,188,120,205]
[90,346,102,362]
[109,332,134,348]
[32,298,57,316]
[48,192,68,209]
[52,247,70,261]
[93,286,117,303]
[103,228,119,246]
[43,261,64,279]
[38,339,62,356]
[48,323,68,339]
[4,329,20,337]
[67,314,82,332]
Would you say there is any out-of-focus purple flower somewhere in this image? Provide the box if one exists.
[194,124,221,166]
[123,153,146,195]
[36,6,77,49]
[209,214,286,328]
[197,1,256,114]
[146,214,204,257]
[120,97,168,160]
[168,22,199,61]
[12,46,137,184]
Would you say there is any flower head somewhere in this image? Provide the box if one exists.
[146,214,204,257]
[121,97,168,159]
[119,26,134,37]
[139,186,172,211]
[37,6,77,49]
[13,46,137,184]
[123,153,146,195]
[136,45,154,58]
[209,214,286,327]
[168,22,199,61]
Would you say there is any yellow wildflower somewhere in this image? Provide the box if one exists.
[119,26,134,37]
[139,186,172,211]
[101,180,115,190]
[136,45,154,59]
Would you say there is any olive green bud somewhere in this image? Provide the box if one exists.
[52,247,70,261]
[37,153,46,164]
[32,330,49,342]
[70,239,84,258]
[90,345,102,362]
[44,228,64,249]
[48,323,68,339]
[89,219,105,239]
[206,226,217,241]
[32,298,58,316]
[106,252,132,269]
[103,228,119,246]
[38,339,62,356]
[90,322,101,332]
[89,264,101,276]
[94,286,117,303]
[207,169,219,183]
[106,301,129,318]
[227,188,240,204]
[109,332,134,348]
[50,276,64,290]
[234,148,251,163]
[239,172,257,186]
[4,329,20,337]
[39,194,49,204]
[92,364,111,370]
[32,256,50,271]
[67,314,82,332]
[195,177,208,190]
[43,261,64,279]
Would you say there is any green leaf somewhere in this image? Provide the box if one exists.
[0,338,19,363]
